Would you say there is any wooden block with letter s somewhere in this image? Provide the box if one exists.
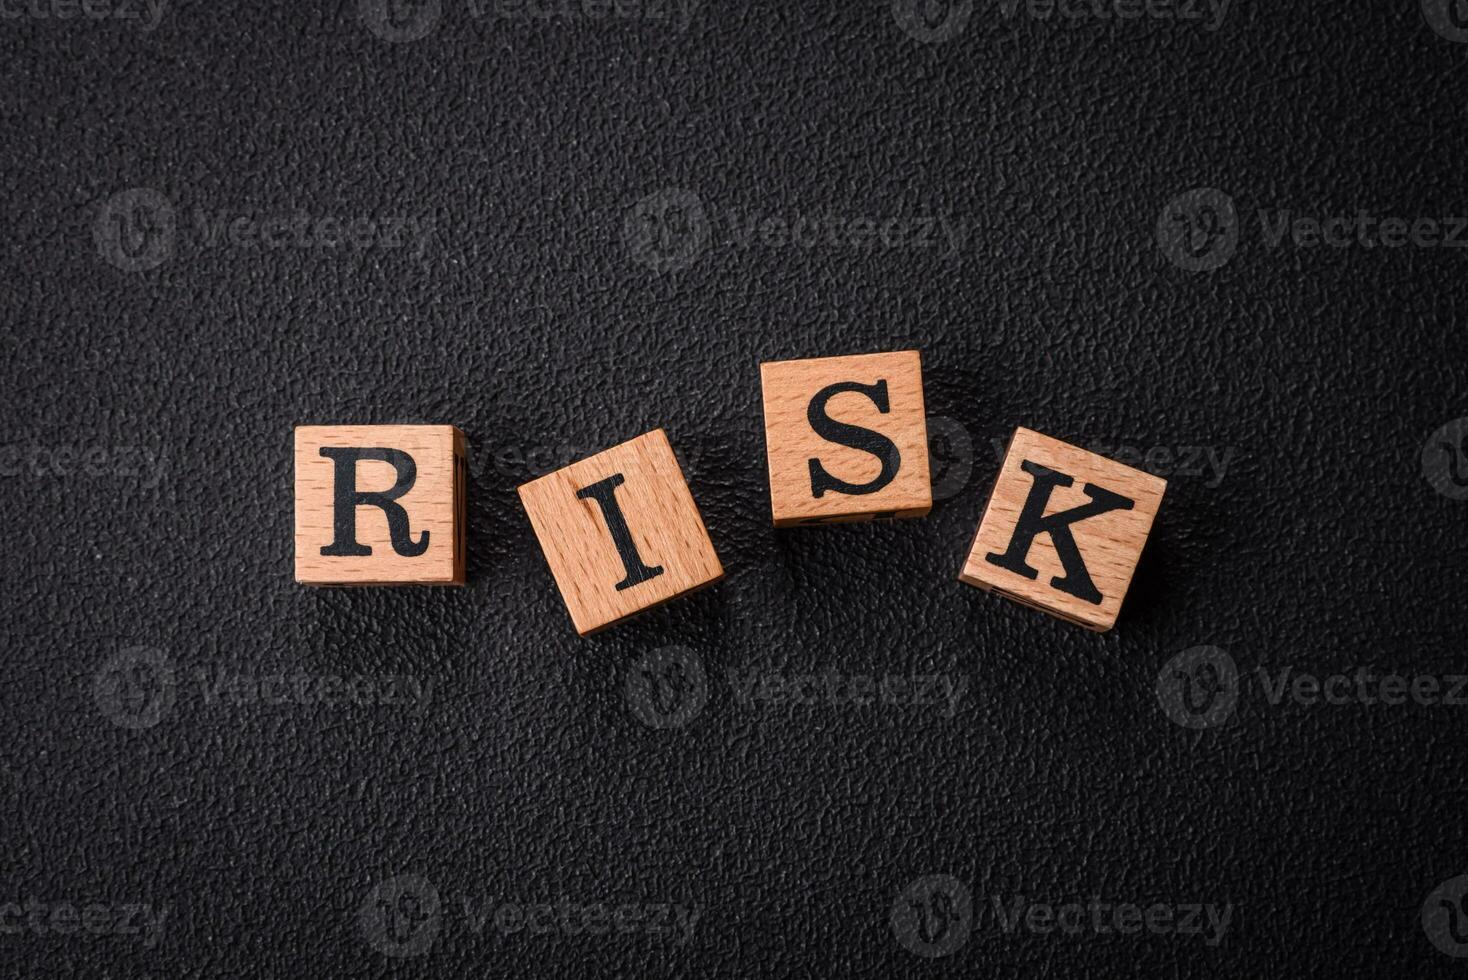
[959,427,1166,631]
[295,424,467,586]
[760,350,932,526]
[517,429,724,635]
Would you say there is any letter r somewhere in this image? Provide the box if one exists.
[318,446,430,558]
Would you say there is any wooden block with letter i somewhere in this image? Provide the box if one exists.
[517,429,724,635]
[294,425,467,586]
[760,350,932,526]
[958,427,1166,631]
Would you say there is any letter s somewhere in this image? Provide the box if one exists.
[806,380,900,497]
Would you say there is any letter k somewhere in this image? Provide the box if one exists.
[985,461,1134,604]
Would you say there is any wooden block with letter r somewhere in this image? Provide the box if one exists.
[760,350,932,526]
[294,424,467,586]
[517,429,724,636]
[958,427,1166,631]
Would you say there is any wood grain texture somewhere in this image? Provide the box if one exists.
[959,427,1166,631]
[294,425,466,586]
[517,428,723,636]
[760,350,931,527]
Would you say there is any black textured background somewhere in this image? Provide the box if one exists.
[4,0,1468,975]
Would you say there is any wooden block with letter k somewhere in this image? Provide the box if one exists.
[760,350,932,526]
[295,425,467,585]
[959,427,1166,631]
[518,429,724,635]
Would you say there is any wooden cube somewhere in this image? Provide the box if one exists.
[958,427,1165,631]
[517,429,724,635]
[294,425,467,586]
[760,350,932,526]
